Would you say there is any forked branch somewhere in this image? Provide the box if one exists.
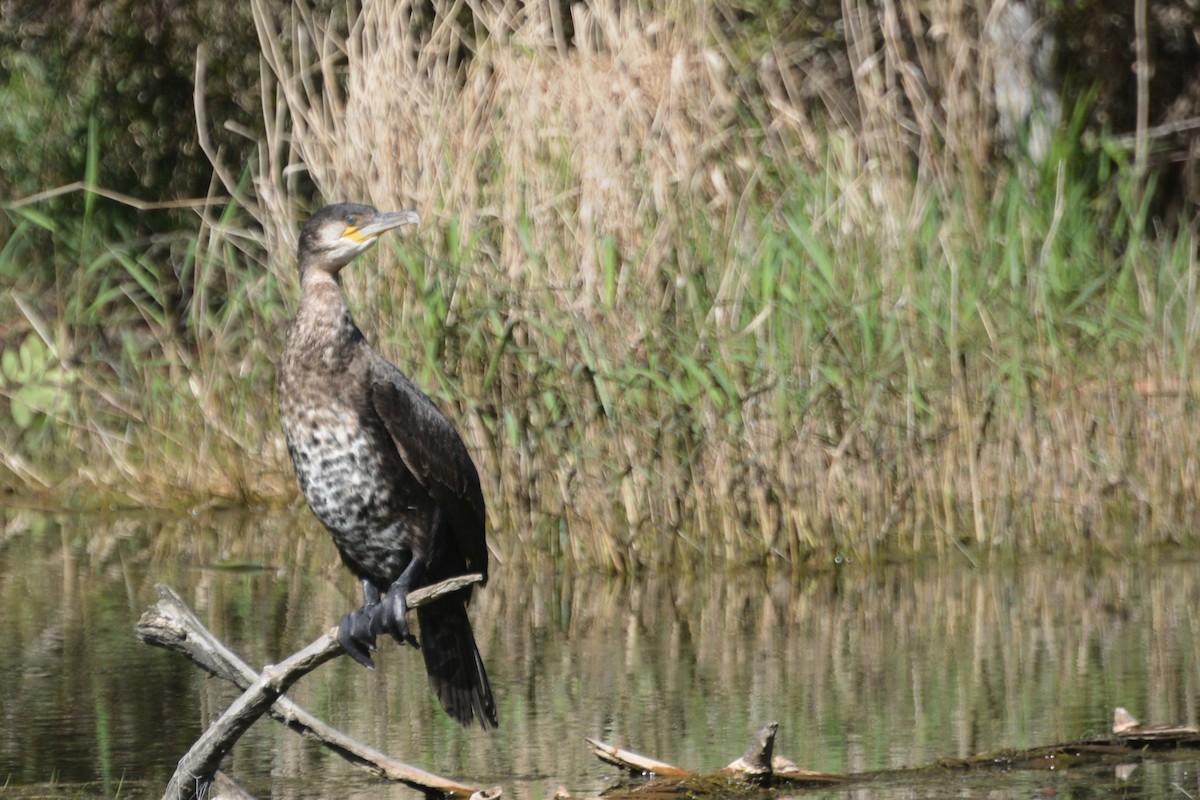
[137,580,496,800]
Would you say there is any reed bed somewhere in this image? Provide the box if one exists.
[2,0,1199,567]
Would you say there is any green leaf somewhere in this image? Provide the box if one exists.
[16,383,58,412]
[2,348,20,382]
[504,409,521,448]
[12,208,57,233]
[817,363,846,390]
[10,397,32,428]
[19,335,46,377]
[44,366,73,387]
[84,115,99,220]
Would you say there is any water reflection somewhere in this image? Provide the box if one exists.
[0,508,1198,799]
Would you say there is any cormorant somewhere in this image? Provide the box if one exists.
[277,202,497,729]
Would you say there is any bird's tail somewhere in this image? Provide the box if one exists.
[417,601,498,729]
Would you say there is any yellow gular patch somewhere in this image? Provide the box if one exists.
[343,226,367,243]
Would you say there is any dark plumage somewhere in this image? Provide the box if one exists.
[278,202,497,729]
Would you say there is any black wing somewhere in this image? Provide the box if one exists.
[368,356,489,583]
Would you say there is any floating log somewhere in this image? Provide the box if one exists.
[584,709,1200,799]
[769,756,851,785]
[585,723,847,798]
[137,582,499,800]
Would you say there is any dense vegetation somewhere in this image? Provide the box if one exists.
[2,1,1199,568]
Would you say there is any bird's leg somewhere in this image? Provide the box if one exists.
[372,553,425,648]
[338,579,382,669]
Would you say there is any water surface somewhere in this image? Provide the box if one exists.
[1,508,1198,798]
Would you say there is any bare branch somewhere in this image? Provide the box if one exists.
[408,573,484,608]
[159,623,342,800]
[137,584,496,800]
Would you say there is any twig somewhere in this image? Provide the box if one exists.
[137,582,496,800]
[194,44,244,209]
[3,180,221,211]
[587,723,779,782]
[1112,116,1200,147]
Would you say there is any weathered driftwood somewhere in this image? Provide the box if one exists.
[717,721,776,783]
[584,722,847,797]
[159,621,343,800]
[932,707,1200,772]
[1112,706,1200,746]
[137,581,496,800]
[583,709,1200,799]
[584,738,691,777]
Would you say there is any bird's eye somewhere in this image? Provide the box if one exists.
[344,214,357,226]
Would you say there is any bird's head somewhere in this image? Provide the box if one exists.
[297,202,420,278]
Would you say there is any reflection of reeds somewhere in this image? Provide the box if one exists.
[2,510,1197,793]
[2,2,1199,563]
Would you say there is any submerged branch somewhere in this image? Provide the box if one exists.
[137,583,495,800]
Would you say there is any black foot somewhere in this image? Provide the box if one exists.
[338,605,379,668]
[368,553,425,649]
[338,580,382,669]
[371,588,420,649]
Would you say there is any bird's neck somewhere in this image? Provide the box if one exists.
[298,270,350,321]
[300,266,342,293]
[288,270,362,367]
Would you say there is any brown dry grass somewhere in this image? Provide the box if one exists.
[4,0,1197,567]
[183,0,1200,566]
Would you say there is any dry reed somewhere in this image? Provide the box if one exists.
[4,0,1198,567]
[184,0,1200,564]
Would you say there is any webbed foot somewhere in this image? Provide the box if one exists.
[338,579,382,669]
[337,606,379,668]
[371,588,420,649]
[370,555,425,649]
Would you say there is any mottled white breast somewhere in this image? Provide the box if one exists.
[285,407,381,521]
[280,403,416,580]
